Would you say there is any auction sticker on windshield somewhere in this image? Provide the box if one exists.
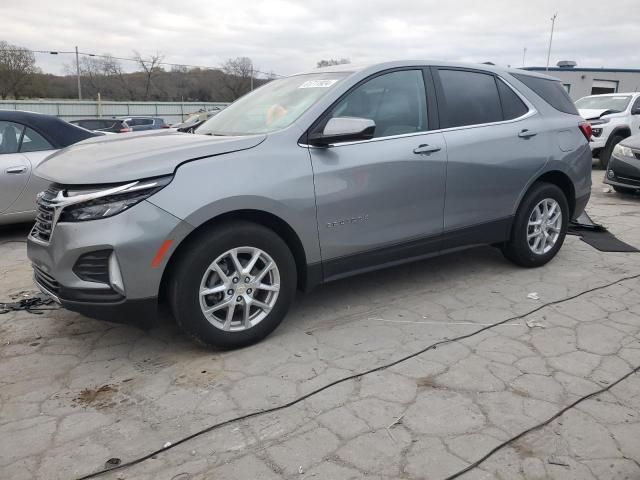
[298,79,339,89]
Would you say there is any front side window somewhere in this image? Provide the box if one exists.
[0,121,24,154]
[197,72,349,135]
[20,128,53,153]
[324,69,428,138]
[438,69,503,128]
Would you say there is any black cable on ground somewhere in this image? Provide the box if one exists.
[444,364,640,480]
[75,272,640,480]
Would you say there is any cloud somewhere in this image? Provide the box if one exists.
[1,0,639,76]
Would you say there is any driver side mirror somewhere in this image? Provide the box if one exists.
[308,117,376,146]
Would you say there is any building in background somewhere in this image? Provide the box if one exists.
[524,61,640,101]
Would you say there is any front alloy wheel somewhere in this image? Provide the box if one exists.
[199,247,280,332]
[169,221,297,348]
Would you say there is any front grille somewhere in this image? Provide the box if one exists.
[33,265,60,294]
[31,185,62,243]
[73,250,112,284]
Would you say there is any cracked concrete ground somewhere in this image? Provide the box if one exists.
[1,168,640,480]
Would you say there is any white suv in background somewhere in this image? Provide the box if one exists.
[576,93,640,168]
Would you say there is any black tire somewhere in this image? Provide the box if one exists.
[599,134,625,169]
[501,182,569,268]
[168,221,297,348]
[613,185,637,195]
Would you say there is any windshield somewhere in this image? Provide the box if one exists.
[197,72,349,135]
[575,95,631,112]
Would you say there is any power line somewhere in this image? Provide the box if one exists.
[1,47,284,78]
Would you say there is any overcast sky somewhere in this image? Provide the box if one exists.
[2,0,639,77]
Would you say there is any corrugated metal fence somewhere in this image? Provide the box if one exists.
[0,100,230,124]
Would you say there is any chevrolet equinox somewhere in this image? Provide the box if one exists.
[28,61,592,348]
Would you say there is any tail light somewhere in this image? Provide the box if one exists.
[579,122,592,141]
[162,124,171,128]
[119,127,132,133]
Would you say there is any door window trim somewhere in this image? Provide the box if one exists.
[300,66,537,148]
[430,66,536,133]
[300,66,438,147]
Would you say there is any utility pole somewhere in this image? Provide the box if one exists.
[522,47,527,67]
[75,46,82,100]
[546,13,557,71]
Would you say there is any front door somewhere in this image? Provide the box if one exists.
[307,69,447,280]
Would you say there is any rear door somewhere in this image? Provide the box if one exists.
[0,121,30,213]
[308,68,447,279]
[432,67,547,245]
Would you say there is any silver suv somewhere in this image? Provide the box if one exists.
[28,61,592,348]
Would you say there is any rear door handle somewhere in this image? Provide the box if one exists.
[5,166,27,174]
[518,129,537,138]
[413,144,441,155]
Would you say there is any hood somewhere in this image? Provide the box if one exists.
[578,108,623,121]
[36,130,266,184]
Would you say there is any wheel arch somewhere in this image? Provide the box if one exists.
[531,170,576,218]
[159,209,316,304]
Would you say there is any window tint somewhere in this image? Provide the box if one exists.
[632,96,640,113]
[0,121,24,154]
[327,70,427,138]
[497,79,529,120]
[20,128,53,153]
[512,73,579,115]
[437,69,502,128]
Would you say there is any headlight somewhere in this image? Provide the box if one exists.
[613,144,634,159]
[57,176,172,222]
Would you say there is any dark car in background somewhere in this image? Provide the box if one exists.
[118,116,170,131]
[1,110,98,224]
[70,118,131,133]
[604,133,640,194]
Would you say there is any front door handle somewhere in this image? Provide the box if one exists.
[518,129,537,138]
[5,166,27,174]
[413,144,441,155]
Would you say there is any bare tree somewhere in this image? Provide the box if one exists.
[0,41,38,99]
[316,58,351,68]
[133,51,164,100]
[221,57,254,100]
[102,56,137,100]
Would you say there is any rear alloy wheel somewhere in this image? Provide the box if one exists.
[169,221,296,348]
[501,183,569,268]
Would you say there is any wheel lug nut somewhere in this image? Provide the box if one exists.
[245,277,250,283]
[227,289,234,295]
[232,277,239,284]
[236,296,242,302]
[247,288,252,294]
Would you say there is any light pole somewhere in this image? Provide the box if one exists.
[546,13,558,71]
[75,46,82,100]
[522,47,527,67]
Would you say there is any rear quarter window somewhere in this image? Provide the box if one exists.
[511,73,578,115]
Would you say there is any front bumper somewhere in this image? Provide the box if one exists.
[27,200,192,325]
[603,153,640,190]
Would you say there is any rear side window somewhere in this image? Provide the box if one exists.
[437,69,502,128]
[20,128,53,152]
[497,80,529,120]
[512,73,578,115]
